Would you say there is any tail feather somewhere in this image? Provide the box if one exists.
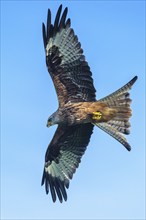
[94,76,138,150]
[107,120,131,128]
[107,120,130,134]
[96,122,131,151]
[98,76,137,104]
[102,92,132,108]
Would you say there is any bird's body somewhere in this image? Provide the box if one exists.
[49,101,124,126]
[41,4,138,203]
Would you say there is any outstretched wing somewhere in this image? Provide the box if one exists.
[42,5,96,106]
[41,124,94,203]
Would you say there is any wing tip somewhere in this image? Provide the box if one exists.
[47,8,51,19]
[41,168,68,203]
[41,169,45,186]
[42,22,47,49]
[43,4,70,46]
[64,6,68,14]
[59,4,63,11]
[47,8,51,26]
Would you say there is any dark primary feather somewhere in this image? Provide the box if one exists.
[41,124,94,202]
[59,7,68,29]
[53,5,62,35]
[42,23,47,49]
[47,9,51,40]
[42,4,96,106]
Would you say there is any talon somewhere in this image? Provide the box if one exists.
[92,111,102,120]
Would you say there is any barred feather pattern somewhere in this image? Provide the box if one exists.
[95,76,138,151]
[98,76,137,104]
[95,122,131,151]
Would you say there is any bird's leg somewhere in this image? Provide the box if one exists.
[92,111,102,120]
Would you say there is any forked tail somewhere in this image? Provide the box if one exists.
[94,76,138,151]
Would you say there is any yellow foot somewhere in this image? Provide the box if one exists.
[92,111,102,120]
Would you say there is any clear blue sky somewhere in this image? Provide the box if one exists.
[1,1,145,219]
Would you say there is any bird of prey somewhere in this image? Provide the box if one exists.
[41,4,137,203]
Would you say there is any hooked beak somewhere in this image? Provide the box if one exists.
[46,121,52,127]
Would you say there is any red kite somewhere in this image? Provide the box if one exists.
[41,5,137,203]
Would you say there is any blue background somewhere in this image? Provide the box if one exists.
[1,1,145,219]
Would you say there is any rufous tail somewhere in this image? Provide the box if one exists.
[93,76,138,151]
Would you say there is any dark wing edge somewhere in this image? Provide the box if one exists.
[42,5,96,106]
[41,124,94,203]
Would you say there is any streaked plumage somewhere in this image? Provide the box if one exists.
[41,5,138,203]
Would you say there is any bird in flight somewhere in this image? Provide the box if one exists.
[41,4,137,203]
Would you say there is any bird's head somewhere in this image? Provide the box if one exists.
[47,116,53,127]
[46,111,59,127]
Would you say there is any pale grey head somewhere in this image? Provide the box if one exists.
[47,110,60,127]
